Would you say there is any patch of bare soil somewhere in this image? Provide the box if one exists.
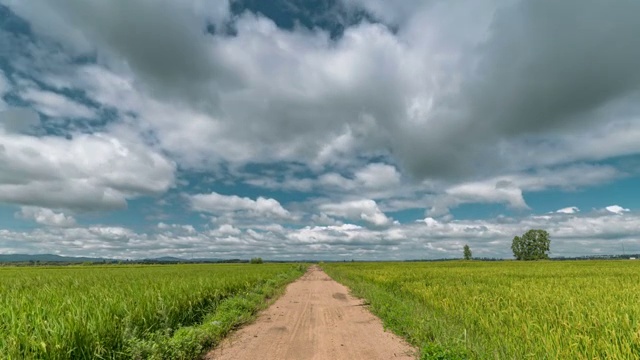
[206,265,416,360]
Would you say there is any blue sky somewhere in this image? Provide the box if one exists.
[0,0,639,260]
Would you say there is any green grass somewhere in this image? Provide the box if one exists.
[0,263,306,359]
[322,261,640,360]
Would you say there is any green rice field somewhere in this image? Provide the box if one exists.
[323,261,640,360]
[4,260,639,359]
[0,263,306,360]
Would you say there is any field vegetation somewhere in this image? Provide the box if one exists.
[323,261,640,359]
[0,263,306,359]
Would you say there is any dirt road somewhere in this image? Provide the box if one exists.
[206,265,416,360]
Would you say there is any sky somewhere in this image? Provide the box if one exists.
[0,0,639,260]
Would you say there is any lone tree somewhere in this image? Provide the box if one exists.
[511,229,550,260]
[463,244,472,260]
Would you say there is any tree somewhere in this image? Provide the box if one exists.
[511,229,550,260]
[463,244,472,260]
[250,257,263,264]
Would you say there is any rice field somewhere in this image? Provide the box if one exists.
[322,261,640,360]
[0,263,306,359]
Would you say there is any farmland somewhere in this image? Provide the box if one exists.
[323,261,640,359]
[0,263,306,359]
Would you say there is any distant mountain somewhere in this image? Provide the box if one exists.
[191,257,228,262]
[149,256,188,262]
[0,254,108,263]
[0,254,242,264]
[0,254,230,263]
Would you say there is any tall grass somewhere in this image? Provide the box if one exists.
[323,261,640,359]
[0,263,306,359]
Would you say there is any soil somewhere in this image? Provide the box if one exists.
[205,265,416,360]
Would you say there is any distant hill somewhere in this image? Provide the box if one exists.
[0,254,235,264]
[149,256,186,262]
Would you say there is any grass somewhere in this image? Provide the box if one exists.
[0,263,306,359]
[322,260,640,360]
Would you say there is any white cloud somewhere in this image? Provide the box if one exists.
[423,217,439,227]
[0,111,176,211]
[247,162,403,201]
[244,176,314,192]
[0,208,638,260]
[250,163,404,197]
[428,180,527,217]
[318,172,354,190]
[557,206,580,214]
[5,0,640,184]
[216,224,242,236]
[310,213,342,226]
[18,206,76,227]
[353,163,401,189]
[157,223,196,234]
[189,192,292,219]
[605,205,630,215]
[427,164,621,216]
[19,88,95,119]
[319,199,391,227]
[0,0,639,260]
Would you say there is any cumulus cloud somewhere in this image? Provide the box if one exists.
[391,0,640,179]
[605,205,630,215]
[319,199,391,227]
[316,163,402,192]
[0,208,638,260]
[353,163,401,189]
[0,1,639,259]
[4,0,640,182]
[0,109,176,211]
[157,223,196,234]
[557,207,579,214]
[4,0,231,88]
[18,206,76,227]
[215,224,242,236]
[426,164,622,216]
[189,192,292,219]
[241,162,402,197]
[428,180,527,217]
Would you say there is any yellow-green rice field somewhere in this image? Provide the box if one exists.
[322,261,640,359]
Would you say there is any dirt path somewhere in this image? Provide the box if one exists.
[206,265,416,360]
